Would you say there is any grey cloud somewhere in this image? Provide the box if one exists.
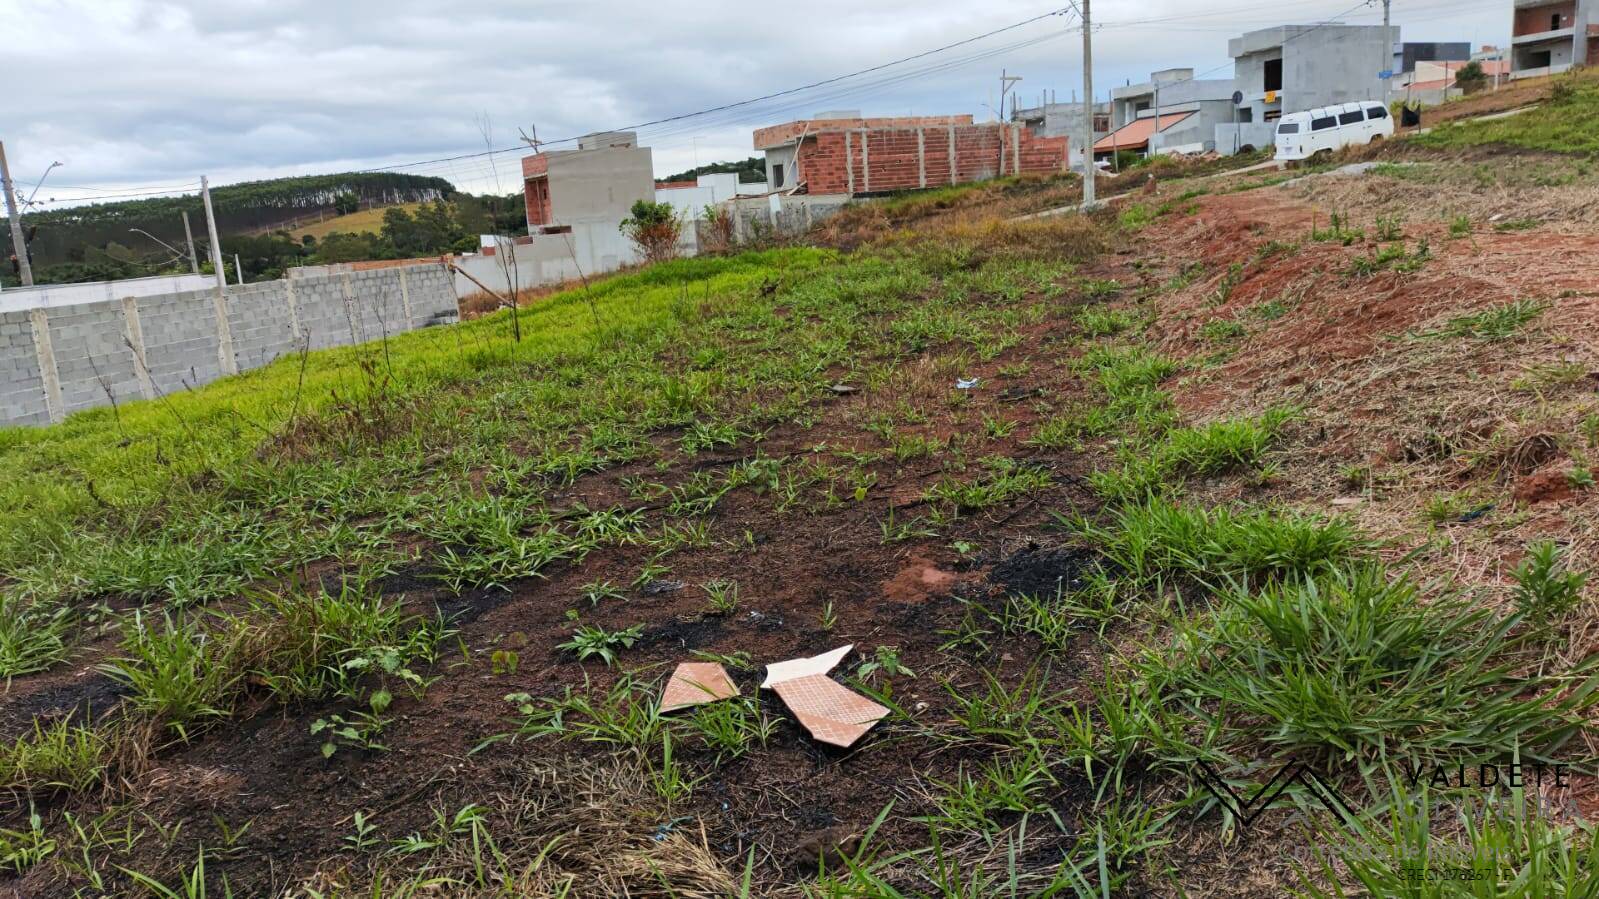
[4,0,1506,200]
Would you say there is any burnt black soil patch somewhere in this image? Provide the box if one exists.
[988,543,1100,598]
[641,615,725,652]
[378,565,520,625]
[0,675,128,739]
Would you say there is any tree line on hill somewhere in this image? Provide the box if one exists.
[4,173,526,286]
[659,157,767,183]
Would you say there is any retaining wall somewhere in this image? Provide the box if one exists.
[0,262,458,426]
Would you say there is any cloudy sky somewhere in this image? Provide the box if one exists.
[6,0,1508,205]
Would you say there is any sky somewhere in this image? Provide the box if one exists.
[4,0,1510,206]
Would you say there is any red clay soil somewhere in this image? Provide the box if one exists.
[1140,190,1599,415]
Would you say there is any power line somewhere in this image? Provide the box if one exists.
[360,5,1076,173]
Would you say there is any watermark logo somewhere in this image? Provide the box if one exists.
[1193,758,1356,830]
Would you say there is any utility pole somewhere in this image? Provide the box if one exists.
[200,175,238,375]
[181,210,200,274]
[999,69,1023,120]
[1382,0,1393,78]
[200,176,227,291]
[1080,0,1096,209]
[0,141,33,287]
[1153,81,1161,157]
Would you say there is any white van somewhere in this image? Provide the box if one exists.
[1273,101,1393,161]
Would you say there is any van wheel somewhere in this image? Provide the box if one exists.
[1311,149,1334,162]
[1369,134,1384,145]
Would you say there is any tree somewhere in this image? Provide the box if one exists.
[380,201,463,257]
[619,200,683,264]
[1454,61,1488,95]
[311,231,392,264]
[333,192,360,215]
[660,157,767,184]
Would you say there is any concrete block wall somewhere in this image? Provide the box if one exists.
[0,310,49,426]
[226,281,299,372]
[48,301,144,415]
[0,262,459,427]
[138,289,226,396]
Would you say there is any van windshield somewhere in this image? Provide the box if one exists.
[1277,122,1300,134]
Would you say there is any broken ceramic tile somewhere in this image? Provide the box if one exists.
[771,673,889,748]
[660,662,739,713]
[761,644,852,689]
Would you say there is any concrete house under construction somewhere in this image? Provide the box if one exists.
[752,112,1071,196]
[1511,0,1597,77]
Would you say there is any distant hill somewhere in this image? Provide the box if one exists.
[4,172,454,283]
[660,157,767,184]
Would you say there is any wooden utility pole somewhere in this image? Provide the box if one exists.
[0,141,33,286]
[1080,0,1096,209]
[181,210,200,274]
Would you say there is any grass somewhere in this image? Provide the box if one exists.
[1068,497,1366,584]
[5,145,1598,895]
[1142,565,1599,765]
[0,720,113,794]
[1415,72,1599,154]
[293,202,423,241]
[0,249,831,578]
[557,623,645,666]
[101,613,241,739]
[1305,777,1599,898]
[1424,299,1547,341]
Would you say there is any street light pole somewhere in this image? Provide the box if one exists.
[181,211,200,274]
[23,161,62,208]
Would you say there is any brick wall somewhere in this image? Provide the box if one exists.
[0,262,460,427]
[1514,1,1576,34]
[753,115,975,149]
[790,123,1068,195]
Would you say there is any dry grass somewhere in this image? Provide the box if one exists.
[294,203,425,241]
[317,757,740,898]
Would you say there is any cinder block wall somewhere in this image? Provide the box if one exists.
[0,262,459,427]
[0,311,49,425]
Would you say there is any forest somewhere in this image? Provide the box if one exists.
[3,173,526,286]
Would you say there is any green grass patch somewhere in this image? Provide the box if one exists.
[1067,497,1365,584]
[1415,75,1599,154]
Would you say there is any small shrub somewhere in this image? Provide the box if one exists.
[619,200,685,264]
[558,624,645,666]
[1513,541,1588,624]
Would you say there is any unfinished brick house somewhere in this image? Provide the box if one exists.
[1510,0,1597,77]
[752,114,1070,196]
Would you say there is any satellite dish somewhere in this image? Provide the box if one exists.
[1232,90,1245,105]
